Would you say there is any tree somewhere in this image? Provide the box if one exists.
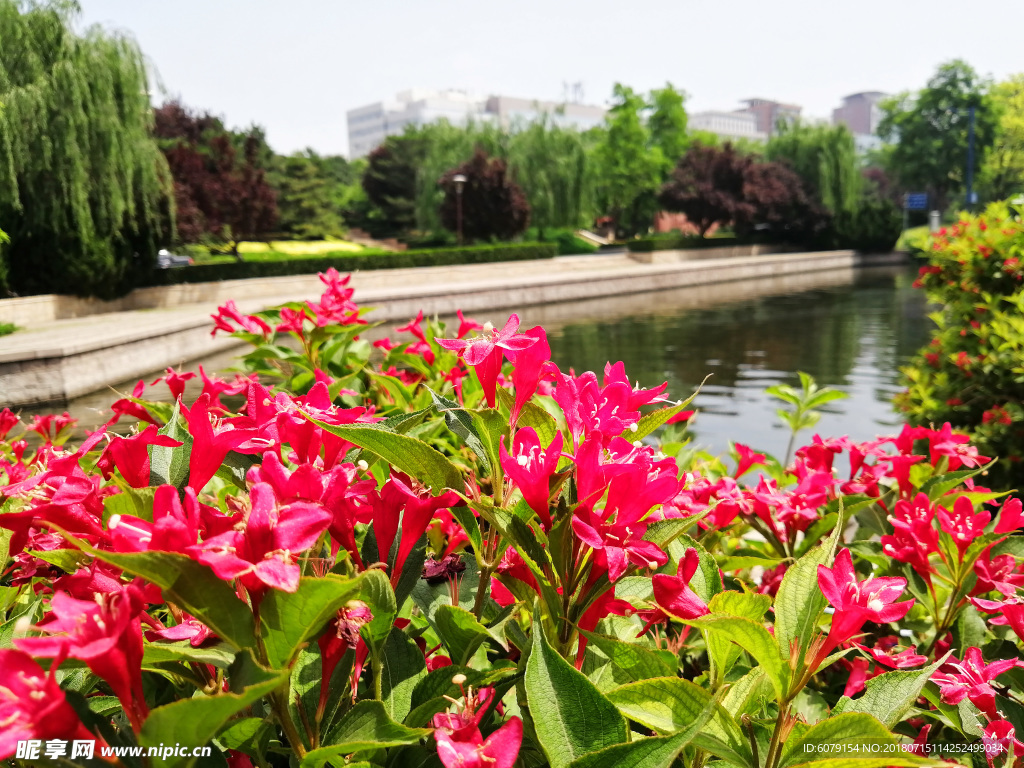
[648,83,689,171]
[980,74,1024,201]
[735,160,830,242]
[153,102,277,258]
[592,84,662,237]
[657,143,753,235]
[507,117,592,237]
[877,60,997,211]
[439,149,529,242]
[361,134,426,237]
[0,1,171,298]
[766,122,861,217]
[272,151,345,240]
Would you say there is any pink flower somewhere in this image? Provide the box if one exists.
[433,685,523,768]
[437,315,537,407]
[0,407,20,440]
[938,496,991,558]
[210,300,272,338]
[276,306,309,336]
[499,428,563,529]
[16,586,149,731]
[652,548,710,620]
[506,327,557,425]
[109,380,159,426]
[572,506,668,582]
[853,637,927,669]
[187,482,331,597]
[733,443,767,477]
[983,720,1024,764]
[456,309,483,339]
[317,601,372,719]
[995,497,1024,534]
[882,492,939,577]
[932,647,1021,718]
[0,649,97,759]
[972,551,1024,596]
[816,548,914,660]
[96,425,183,488]
[928,423,989,471]
[181,393,268,491]
[151,366,196,402]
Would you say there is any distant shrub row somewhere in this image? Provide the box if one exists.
[144,242,558,285]
[625,235,754,253]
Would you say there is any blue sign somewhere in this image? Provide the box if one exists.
[905,193,928,211]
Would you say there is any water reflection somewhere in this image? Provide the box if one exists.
[36,264,931,461]
[543,266,931,459]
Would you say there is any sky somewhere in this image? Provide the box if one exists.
[77,0,1024,157]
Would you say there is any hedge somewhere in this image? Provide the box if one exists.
[144,242,558,285]
[625,235,757,252]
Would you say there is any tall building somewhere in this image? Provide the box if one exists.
[688,110,766,142]
[738,98,802,136]
[346,89,606,158]
[832,91,887,152]
[832,91,886,135]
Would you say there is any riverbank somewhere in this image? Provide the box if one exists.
[0,249,905,406]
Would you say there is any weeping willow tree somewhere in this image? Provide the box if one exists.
[0,0,171,298]
[507,116,593,235]
[765,121,861,218]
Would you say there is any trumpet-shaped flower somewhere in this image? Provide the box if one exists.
[652,548,710,620]
[932,647,1022,718]
[499,428,562,529]
[438,314,537,406]
[816,548,914,658]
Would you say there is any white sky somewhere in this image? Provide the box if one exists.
[76,0,1024,157]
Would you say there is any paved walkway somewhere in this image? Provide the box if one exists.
[0,253,638,360]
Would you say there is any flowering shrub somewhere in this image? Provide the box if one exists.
[898,202,1024,489]
[1,267,1023,767]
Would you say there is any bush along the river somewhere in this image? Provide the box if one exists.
[1,268,1023,768]
[898,201,1024,490]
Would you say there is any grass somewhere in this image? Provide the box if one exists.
[0,322,17,337]
[192,239,366,265]
[895,226,931,254]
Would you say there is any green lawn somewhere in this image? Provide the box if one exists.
[193,239,366,264]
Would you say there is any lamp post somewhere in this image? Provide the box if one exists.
[452,173,467,246]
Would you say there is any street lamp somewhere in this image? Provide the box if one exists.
[452,173,467,246]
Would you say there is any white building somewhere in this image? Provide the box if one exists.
[347,89,606,158]
[688,110,767,142]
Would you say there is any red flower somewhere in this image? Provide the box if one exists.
[433,684,523,768]
[995,497,1024,534]
[187,482,331,597]
[96,425,183,488]
[499,428,563,529]
[16,585,149,731]
[733,443,767,477]
[438,315,537,407]
[506,327,557,425]
[932,647,1021,718]
[652,548,710,620]
[0,649,97,759]
[937,496,991,558]
[816,548,913,660]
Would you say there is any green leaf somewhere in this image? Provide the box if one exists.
[358,570,398,658]
[633,380,705,441]
[149,399,193,489]
[566,691,718,768]
[259,573,366,669]
[102,486,157,525]
[434,604,492,666]
[380,628,428,723]
[779,713,900,768]
[429,388,492,473]
[605,677,751,767]
[304,700,431,767]
[25,548,89,573]
[70,545,255,651]
[705,591,773,687]
[774,515,843,668]
[448,502,484,557]
[784,760,935,768]
[306,415,463,492]
[579,630,675,683]
[139,667,287,768]
[526,606,628,768]
[141,641,236,669]
[833,655,948,728]
[686,614,788,701]
[469,407,510,484]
